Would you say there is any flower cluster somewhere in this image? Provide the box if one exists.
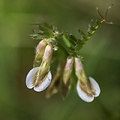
[25,5,114,102]
[26,39,100,102]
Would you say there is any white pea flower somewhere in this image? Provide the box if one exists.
[26,43,53,92]
[77,77,100,102]
[75,57,100,102]
[26,67,52,92]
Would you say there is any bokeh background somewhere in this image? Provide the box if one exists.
[0,0,120,120]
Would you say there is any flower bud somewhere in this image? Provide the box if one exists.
[46,60,66,99]
[36,40,47,54]
[46,65,61,98]
[63,56,73,85]
[42,44,53,63]
[75,57,85,81]
[75,57,100,102]
[60,78,71,99]
[40,44,53,73]
[33,39,47,67]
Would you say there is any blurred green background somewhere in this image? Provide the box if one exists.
[0,0,120,120]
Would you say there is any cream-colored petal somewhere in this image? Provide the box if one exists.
[26,67,40,89]
[34,71,52,92]
[77,81,94,102]
[89,77,100,97]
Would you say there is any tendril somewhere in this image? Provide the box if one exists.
[96,4,115,24]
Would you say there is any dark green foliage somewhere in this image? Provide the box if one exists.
[30,19,102,56]
[30,23,58,40]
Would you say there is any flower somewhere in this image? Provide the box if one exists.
[46,58,72,99]
[26,67,52,92]
[63,56,73,85]
[26,43,53,92]
[75,57,100,102]
[33,39,47,67]
[26,43,101,102]
[46,63,62,98]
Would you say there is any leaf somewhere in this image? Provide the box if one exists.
[78,29,86,38]
[69,34,78,43]
[39,24,48,32]
[63,34,71,48]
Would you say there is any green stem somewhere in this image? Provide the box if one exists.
[78,20,104,51]
[57,39,69,56]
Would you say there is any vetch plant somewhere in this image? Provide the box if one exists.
[26,5,114,102]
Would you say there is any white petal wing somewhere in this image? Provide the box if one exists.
[77,81,94,102]
[34,71,52,92]
[89,77,100,97]
[26,67,40,89]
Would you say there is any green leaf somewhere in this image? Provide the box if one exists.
[39,24,47,32]
[30,19,103,56]
[69,34,77,43]
[78,29,86,37]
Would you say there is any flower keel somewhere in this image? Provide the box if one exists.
[34,71,52,92]
[26,67,52,92]
[77,77,100,102]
